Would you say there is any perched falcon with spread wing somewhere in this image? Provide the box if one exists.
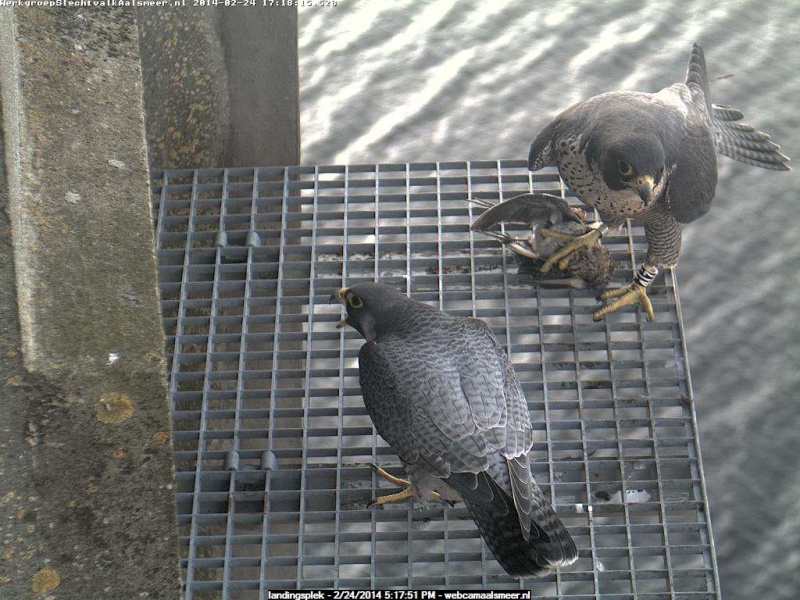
[334,282,578,577]
[470,192,616,290]
[528,44,790,321]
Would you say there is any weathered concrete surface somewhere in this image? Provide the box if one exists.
[216,8,300,167]
[0,9,181,599]
[136,8,231,170]
[137,7,300,169]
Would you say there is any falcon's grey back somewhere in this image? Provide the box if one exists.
[340,282,578,577]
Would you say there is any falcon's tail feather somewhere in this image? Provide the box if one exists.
[446,471,578,578]
[685,43,712,111]
[711,103,791,170]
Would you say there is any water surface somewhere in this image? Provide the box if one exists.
[299,3,800,596]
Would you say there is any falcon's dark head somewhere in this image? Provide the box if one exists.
[588,131,666,205]
[333,282,413,342]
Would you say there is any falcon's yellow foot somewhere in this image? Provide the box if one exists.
[593,283,655,322]
[539,227,602,272]
[369,464,446,506]
[369,465,416,506]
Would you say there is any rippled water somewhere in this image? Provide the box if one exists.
[299,2,800,597]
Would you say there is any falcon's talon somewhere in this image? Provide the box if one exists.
[593,283,655,321]
[539,228,602,273]
[539,228,581,242]
[369,464,447,505]
[368,486,416,507]
[371,464,410,487]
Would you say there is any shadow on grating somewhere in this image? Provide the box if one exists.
[151,160,720,599]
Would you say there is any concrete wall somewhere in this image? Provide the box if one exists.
[0,9,181,599]
[0,7,301,597]
[137,7,300,169]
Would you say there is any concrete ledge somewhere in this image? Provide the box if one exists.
[137,6,300,169]
[0,9,180,599]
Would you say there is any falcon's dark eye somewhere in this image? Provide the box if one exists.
[346,292,364,309]
[617,160,634,177]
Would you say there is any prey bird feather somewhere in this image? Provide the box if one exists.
[470,192,616,290]
[528,44,790,321]
[334,282,578,578]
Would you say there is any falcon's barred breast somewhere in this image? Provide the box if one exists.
[528,44,790,321]
[335,282,578,578]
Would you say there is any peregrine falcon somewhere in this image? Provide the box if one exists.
[470,192,616,290]
[528,44,790,320]
[334,282,578,577]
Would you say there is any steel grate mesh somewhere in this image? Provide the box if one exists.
[151,160,720,598]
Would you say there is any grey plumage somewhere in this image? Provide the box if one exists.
[470,193,616,290]
[472,193,584,230]
[711,103,789,170]
[528,44,790,320]
[336,282,578,577]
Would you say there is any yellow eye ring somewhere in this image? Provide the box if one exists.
[346,292,364,309]
[617,160,634,177]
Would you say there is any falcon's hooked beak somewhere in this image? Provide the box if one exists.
[331,287,349,328]
[631,175,656,205]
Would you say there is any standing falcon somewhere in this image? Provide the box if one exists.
[529,44,790,321]
[334,282,578,577]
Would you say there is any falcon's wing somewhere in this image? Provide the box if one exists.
[665,44,788,222]
[359,318,532,472]
[528,119,560,171]
[653,68,718,224]
[529,99,590,172]
[711,104,790,171]
[358,317,534,530]
[661,104,718,224]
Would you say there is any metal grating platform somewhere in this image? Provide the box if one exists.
[151,160,721,599]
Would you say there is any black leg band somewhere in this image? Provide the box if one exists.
[633,264,659,288]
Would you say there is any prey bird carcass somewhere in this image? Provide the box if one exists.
[470,192,616,291]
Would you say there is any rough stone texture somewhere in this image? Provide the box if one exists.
[136,8,230,169]
[137,7,300,169]
[0,9,181,599]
